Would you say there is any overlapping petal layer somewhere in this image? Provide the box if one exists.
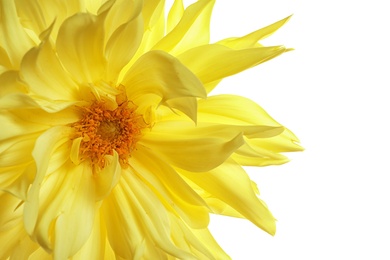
[0,0,301,258]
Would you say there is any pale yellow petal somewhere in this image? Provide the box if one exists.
[26,159,98,258]
[94,151,122,201]
[0,0,35,68]
[140,122,246,172]
[24,126,70,238]
[125,172,197,259]
[178,44,286,93]
[217,15,292,49]
[130,146,209,229]
[0,70,28,96]
[20,36,80,101]
[104,0,143,82]
[153,0,215,55]
[70,210,107,260]
[14,0,83,40]
[169,217,219,260]
[122,50,206,106]
[56,12,106,84]
[180,159,277,235]
[191,227,231,259]
[103,171,198,259]
[0,46,12,73]
[167,0,184,33]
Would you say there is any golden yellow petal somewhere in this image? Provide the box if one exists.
[153,0,215,55]
[178,44,286,93]
[180,159,277,235]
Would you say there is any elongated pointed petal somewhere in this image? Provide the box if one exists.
[153,0,215,55]
[178,44,286,93]
[131,147,209,229]
[218,15,292,49]
[180,159,277,235]
[0,0,34,67]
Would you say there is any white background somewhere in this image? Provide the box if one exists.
[173,0,390,259]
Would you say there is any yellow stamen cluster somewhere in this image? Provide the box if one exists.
[71,101,146,168]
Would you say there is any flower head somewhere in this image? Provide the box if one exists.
[0,0,302,259]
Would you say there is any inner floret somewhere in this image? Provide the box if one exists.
[71,100,147,168]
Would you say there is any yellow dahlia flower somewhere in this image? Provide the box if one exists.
[0,0,302,259]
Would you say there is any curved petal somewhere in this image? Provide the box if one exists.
[196,94,303,164]
[0,192,43,259]
[0,0,35,68]
[0,46,12,73]
[122,50,206,107]
[14,0,83,40]
[20,36,80,101]
[56,12,106,84]
[103,171,197,259]
[120,0,165,75]
[217,15,292,49]
[104,0,143,82]
[130,146,209,229]
[139,123,246,172]
[178,44,286,93]
[153,0,215,55]
[24,126,97,259]
[167,0,184,33]
[179,159,277,235]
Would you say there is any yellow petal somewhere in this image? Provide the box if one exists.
[0,192,42,259]
[191,227,231,259]
[94,151,122,201]
[14,0,83,40]
[103,172,196,259]
[180,159,277,235]
[70,210,107,260]
[217,15,292,49]
[140,122,245,172]
[0,46,12,73]
[169,216,220,259]
[178,44,286,93]
[0,0,34,68]
[26,159,98,258]
[56,12,106,84]
[122,50,206,105]
[24,126,70,238]
[104,0,143,82]
[20,36,80,101]
[153,0,215,55]
[131,146,209,229]
[167,0,184,33]
[196,94,303,163]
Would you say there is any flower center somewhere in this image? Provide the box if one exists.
[71,100,147,168]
